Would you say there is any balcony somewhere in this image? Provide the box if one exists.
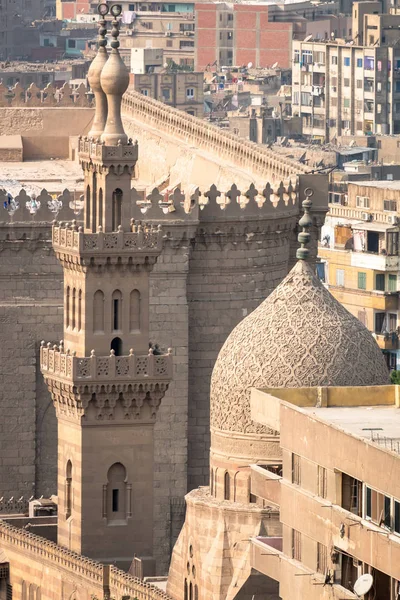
[350,251,400,271]
[40,343,173,383]
[374,332,399,350]
[250,465,281,506]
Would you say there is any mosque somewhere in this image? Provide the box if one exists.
[0,3,394,600]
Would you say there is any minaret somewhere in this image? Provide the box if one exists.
[40,4,172,569]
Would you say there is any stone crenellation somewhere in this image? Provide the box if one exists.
[0,81,92,107]
[122,90,308,181]
[0,518,173,600]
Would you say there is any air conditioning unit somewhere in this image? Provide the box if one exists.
[361,212,372,221]
[388,215,399,224]
[331,86,337,92]
[165,31,172,36]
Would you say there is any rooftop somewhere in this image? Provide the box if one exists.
[302,405,400,454]
[0,160,84,196]
[349,179,400,191]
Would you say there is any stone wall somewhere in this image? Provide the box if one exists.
[0,519,173,600]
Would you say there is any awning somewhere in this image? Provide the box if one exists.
[352,221,398,232]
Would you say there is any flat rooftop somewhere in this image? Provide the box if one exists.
[0,160,84,196]
[302,405,400,454]
[350,179,400,191]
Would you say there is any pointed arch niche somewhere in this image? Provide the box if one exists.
[103,462,132,524]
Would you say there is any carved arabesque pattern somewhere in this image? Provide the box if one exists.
[210,260,390,435]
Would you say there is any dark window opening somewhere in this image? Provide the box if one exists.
[367,230,379,253]
[112,489,119,512]
[113,299,120,330]
[111,337,122,356]
[342,473,362,516]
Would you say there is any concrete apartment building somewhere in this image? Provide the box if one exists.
[292,2,400,141]
[250,384,400,600]
[319,179,400,369]
[130,48,204,115]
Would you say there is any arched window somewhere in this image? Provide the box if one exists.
[112,188,123,231]
[184,579,188,600]
[224,472,230,501]
[98,188,103,230]
[66,460,72,519]
[129,289,140,331]
[85,185,91,230]
[21,581,27,600]
[78,289,82,331]
[93,290,104,332]
[72,288,76,329]
[112,290,122,331]
[111,337,122,356]
[189,582,193,600]
[91,172,97,233]
[66,286,70,328]
[107,462,127,522]
[210,468,214,496]
[194,585,198,600]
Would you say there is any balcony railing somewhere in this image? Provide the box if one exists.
[350,252,400,271]
[40,343,173,382]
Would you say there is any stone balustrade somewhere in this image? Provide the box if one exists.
[52,221,163,254]
[0,519,173,599]
[78,136,139,162]
[122,90,308,180]
[40,343,173,382]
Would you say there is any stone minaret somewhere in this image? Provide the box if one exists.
[41,4,172,569]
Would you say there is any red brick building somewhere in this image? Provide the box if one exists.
[195,2,293,70]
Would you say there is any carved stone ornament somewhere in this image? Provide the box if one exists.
[210,259,390,435]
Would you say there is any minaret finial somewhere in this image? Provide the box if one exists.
[87,3,109,139]
[100,4,130,145]
[296,187,313,261]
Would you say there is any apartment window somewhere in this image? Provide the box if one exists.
[357,58,363,67]
[166,39,172,47]
[301,92,311,106]
[377,81,382,92]
[343,78,350,87]
[389,274,397,292]
[331,97,337,107]
[186,87,195,99]
[292,453,301,485]
[356,195,370,208]
[356,79,363,89]
[375,312,386,333]
[68,39,76,48]
[294,49,300,63]
[356,121,363,131]
[377,103,382,114]
[358,310,367,326]
[227,13,233,20]
[344,98,350,107]
[313,50,325,64]
[332,55,338,65]
[331,76,337,86]
[375,273,385,291]
[388,231,399,255]
[358,272,367,290]
[141,89,149,96]
[396,102,400,114]
[342,473,362,516]
[293,91,299,105]
[180,41,194,48]
[336,269,344,287]
[384,200,397,212]
[395,500,400,534]
[292,529,301,561]
[365,487,391,528]
[364,56,374,70]
[317,465,327,499]
[364,99,374,112]
[343,57,350,66]
[301,50,313,64]
[317,542,327,574]
[342,120,351,129]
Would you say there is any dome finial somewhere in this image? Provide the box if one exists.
[296,187,313,261]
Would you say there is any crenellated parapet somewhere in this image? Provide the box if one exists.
[52,220,162,269]
[78,136,138,171]
[0,81,92,107]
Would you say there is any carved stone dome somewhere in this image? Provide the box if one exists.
[210,260,390,435]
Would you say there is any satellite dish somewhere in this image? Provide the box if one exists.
[354,574,373,597]
[247,62,253,69]
[272,61,278,69]
[164,62,169,68]
[304,34,313,42]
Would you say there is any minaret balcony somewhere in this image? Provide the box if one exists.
[78,137,138,164]
[52,222,162,263]
[40,343,173,384]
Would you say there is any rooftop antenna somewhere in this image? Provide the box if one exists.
[353,574,373,598]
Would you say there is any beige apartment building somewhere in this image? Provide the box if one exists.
[118,2,195,69]
[292,4,400,141]
[319,179,400,369]
[250,384,400,600]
